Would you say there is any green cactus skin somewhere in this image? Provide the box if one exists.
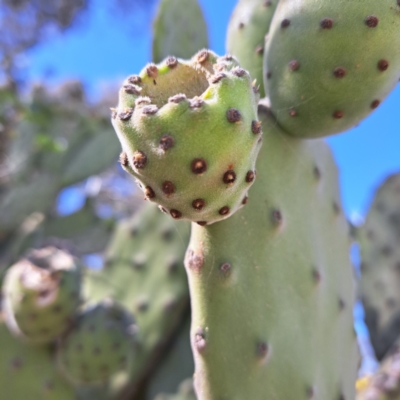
[58,300,137,385]
[154,379,197,400]
[2,247,82,344]
[226,0,279,98]
[152,0,208,63]
[359,173,400,360]
[84,202,190,398]
[0,317,75,400]
[263,0,400,138]
[356,335,400,400]
[185,104,359,399]
[112,51,261,225]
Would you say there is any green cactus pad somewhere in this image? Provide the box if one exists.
[112,51,261,225]
[0,317,75,400]
[2,247,82,344]
[185,103,358,399]
[58,300,136,385]
[226,0,279,98]
[359,173,400,360]
[84,202,190,397]
[264,0,400,138]
[152,0,208,63]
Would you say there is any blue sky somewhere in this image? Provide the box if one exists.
[24,0,400,221]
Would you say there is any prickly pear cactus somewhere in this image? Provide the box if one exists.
[264,0,400,138]
[84,201,190,398]
[0,317,75,400]
[58,300,136,385]
[185,104,358,399]
[359,173,400,360]
[2,247,82,344]
[226,0,279,98]
[152,0,208,63]
[112,51,261,225]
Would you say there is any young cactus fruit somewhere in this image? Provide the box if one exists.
[2,247,82,344]
[58,300,137,385]
[264,0,400,138]
[111,50,262,225]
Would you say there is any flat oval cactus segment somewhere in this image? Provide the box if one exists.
[112,52,261,225]
[358,173,400,360]
[2,247,82,344]
[226,0,279,98]
[264,0,400,138]
[152,0,209,63]
[185,104,358,399]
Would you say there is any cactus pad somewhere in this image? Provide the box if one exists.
[185,104,358,399]
[112,51,261,225]
[2,247,82,344]
[226,0,278,98]
[359,173,400,360]
[152,0,208,63]
[264,0,400,138]
[84,202,190,397]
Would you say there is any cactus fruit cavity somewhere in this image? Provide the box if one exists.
[185,104,358,399]
[2,247,82,344]
[112,51,261,225]
[226,0,279,98]
[359,173,400,360]
[264,0,400,138]
[58,300,137,385]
